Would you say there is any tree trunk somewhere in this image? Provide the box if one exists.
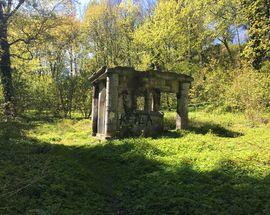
[0,18,16,117]
[235,26,242,53]
[222,39,234,64]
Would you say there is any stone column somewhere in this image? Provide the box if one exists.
[91,84,99,136]
[144,90,152,112]
[176,82,190,129]
[105,73,119,137]
[130,91,137,111]
[152,90,161,112]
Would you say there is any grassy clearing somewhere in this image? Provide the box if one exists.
[0,110,270,214]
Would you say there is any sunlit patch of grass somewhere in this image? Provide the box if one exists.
[27,119,97,146]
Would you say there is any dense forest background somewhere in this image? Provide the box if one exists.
[0,0,269,121]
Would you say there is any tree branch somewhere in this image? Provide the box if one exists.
[7,0,25,19]
[7,0,13,14]
[9,16,51,46]
[209,9,228,21]
[9,38,30,46]
[10,46,34,61]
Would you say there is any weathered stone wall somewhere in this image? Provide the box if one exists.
[118,111,164,137]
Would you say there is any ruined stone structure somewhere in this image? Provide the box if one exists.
[90,66,193,139]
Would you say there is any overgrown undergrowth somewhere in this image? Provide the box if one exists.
[0,111,270,214]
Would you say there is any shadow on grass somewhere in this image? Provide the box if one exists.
[154,130,183,138]
[188,120,243,138]
[0,119,268,214]
[164,116,243,138]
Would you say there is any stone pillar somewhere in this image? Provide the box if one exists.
[152,90,161,112]
[91,84,99,136]
[130,91,137,111]
[144,90,152,112]
[105,73,119,137]
[176,82,190,129]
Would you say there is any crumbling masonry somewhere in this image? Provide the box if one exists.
[89,66,193,139]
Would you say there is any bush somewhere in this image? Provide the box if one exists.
[190,66,232,108]
[190,65,270,121]
[225,67,270,120]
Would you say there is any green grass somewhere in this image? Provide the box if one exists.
[0,110,270,214]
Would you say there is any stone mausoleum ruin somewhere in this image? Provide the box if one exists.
[90,66,193,139]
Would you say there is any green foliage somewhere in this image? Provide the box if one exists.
[242,0,270,69]
[0,0,269,119]
[190,64,270,119]
[82,0,140,67]
[0,111,269,213]
[133,0,209,72]
[190,65,232,107]
[6,18,94,118]
[226,67,270,118]
[0,1,269,213]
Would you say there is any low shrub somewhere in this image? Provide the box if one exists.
[190,65,270,121]
[225,67,270,121]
